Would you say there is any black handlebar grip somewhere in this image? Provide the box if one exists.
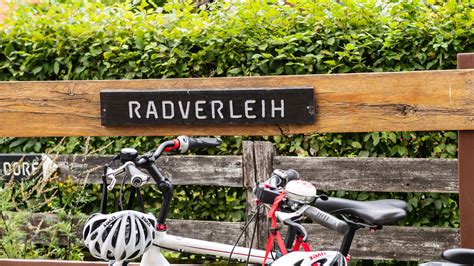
[177,136,222,153]
[304,206,349,235]
[284,169,300,182]
[189,138,222,149]
[189,137,222,148]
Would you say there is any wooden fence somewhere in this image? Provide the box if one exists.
[15,141,457,262]
[1,53,474,265]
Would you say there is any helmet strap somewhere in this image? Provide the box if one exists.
[127,187,146,213]
[100,165,108,214]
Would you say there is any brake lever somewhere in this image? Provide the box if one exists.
[284,219,308,242]
[106,172,117,190]
[276,207,310,242]
[105,162,132,190]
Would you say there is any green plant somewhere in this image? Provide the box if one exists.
[0,0,471,263]
[0,174,90,259]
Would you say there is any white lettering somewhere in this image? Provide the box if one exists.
[2,161,41,177]
[271,99,285,118]
[178,101,191,119]
[32,161,39,176]
[22,162,30,176]
[244,100,256,119]
[146,101,158,119]
[211,100,224,119]
[261,99,266,118]
[3,162,11,176]
[13,162,21,176]
[195,100,207,119]
[229,100,242,119]
[129,101,141,119]
[162,101,175,119]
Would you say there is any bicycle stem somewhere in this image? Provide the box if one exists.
[144,161,173,226]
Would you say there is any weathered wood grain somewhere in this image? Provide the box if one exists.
[242,141,258,247]
[253,141,275,248]
[16,213,459,262]
[303,224,459,261]
[274,157,458,193]
[53,154,458,192]
[55,154,243,187]
[0,259,141,266]
[166,219,245,245]
[15,213,244,246]
[1,70,474,137]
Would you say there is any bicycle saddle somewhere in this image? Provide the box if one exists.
[314,197,407,225]
[442,248,474,264]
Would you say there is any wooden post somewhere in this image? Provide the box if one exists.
[242,141,274,249]
[243,141,257,247]
[458,53,474,248]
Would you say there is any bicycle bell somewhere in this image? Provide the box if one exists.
[120,148,138,162]
[285,180,317,204]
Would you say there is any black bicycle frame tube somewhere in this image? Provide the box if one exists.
[339,224,359,256]
[284,226,297,251]
[145,162,174,225]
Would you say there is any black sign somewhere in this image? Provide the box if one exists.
[0,154,58,181]
[100,88,315,126]
[0,154,43,181]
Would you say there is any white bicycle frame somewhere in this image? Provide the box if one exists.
[139,231,273,266]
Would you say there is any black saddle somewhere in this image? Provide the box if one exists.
[314,197,407,225]
[442,248,474,265]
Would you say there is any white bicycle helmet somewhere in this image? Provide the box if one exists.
[83,210,157,262]
[272,251,349,266]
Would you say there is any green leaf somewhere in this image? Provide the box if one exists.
[357,192,369,201]
[446,144,456,155]
[32,66,43,75]
[258,43,268,51]
[54,62,60,74]
[388,133,397,143]
[4,43,14,57]
[372,133,380,146]
[227,68,241,75]
[327,38,335,46]
[351,141,362,149]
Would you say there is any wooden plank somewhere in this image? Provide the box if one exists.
[253,141,274,248]
[21,213,244,247]
[242,141,257,246]
[1,70,474,137]
[166,219,245,246]
[304,224,459,261]
[0,259,198,266]
[0,259,137,266]
[457,53,474,248]
[19,213,458,261]
[55,154,243,187]
[274,157,458,193]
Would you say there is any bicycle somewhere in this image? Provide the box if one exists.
[420,248,474,265]
[81,136,407,266]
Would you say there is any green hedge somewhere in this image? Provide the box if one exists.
[0,0,473,262]
[1,0,473,80]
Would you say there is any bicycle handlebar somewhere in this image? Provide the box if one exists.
[107,136,222,189]
[303,206,349,235]
[126,163,150,187]
[148,136,222,161]
[177,136,222,153]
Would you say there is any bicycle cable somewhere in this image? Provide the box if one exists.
[245,203,260,266]
[227,203,263,265]
[119,173,130,211]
